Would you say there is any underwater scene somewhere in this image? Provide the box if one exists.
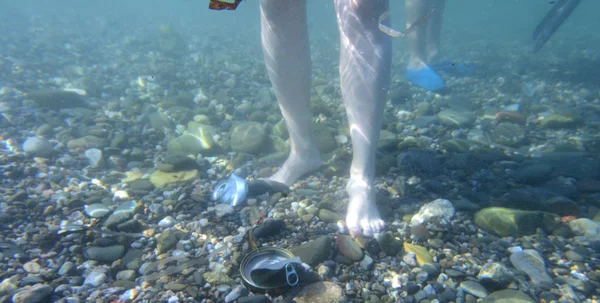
[1,0,600,302]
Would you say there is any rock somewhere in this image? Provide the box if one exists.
[477,262,514,288]
[237,295,270,303]
[84,270,107,287]
[156,229,185,254]
[359,254,373,270]
[116,270,136,281]
[129,179,155,192]
[403,243,433,266]
[225,285,247,303]
[202,271,234,285]
[84,148,103,167]
[377,231,403,256]
[252,219,286,239]
[396,149,441,177]
[214,204,235,218]
[158,216,176,228]
[104,201,139,229]
[83,245,125,262]
[565,250,584,262]
[313,123,337,154]
[410,198,455,227]
[247,179,290,197]
[421,263,440,277]
[500,187,578,216]
[230,122,267,154]
[291,235,332,266]
[514,164,553,185]
[294,281,347,303]
[336,235,363,262]
[377,130,398,151]
[157,154,197,172]
[510,249,553,288]
[149,169,198,188]
[58,262,75,276]
[569,218,600,239]
[538,112,579,129]
[437,109,475,128]
[168,122,219,155]
[26,89,87,109]
[474,207,558,237]
[492,122,525,146]
[318,209,342,224]
[11,284,52,303]
[84,203,110,218]
[459,280,488,298]
[22,137,53,158]
[67,135,106,150]
[480,289,535,303]
[23,262,41,274]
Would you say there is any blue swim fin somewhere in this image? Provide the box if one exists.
[405,65,445,91]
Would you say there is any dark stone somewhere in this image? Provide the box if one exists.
[396,149,442,177]
[514,164,553,184]
[237,295,271,303]
[405,282,420,295]
[252,219,286,239]
[248,179,290,197]
[500,187,578,216]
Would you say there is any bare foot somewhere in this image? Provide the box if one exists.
[269,150,323,186]
[345,177,385,237]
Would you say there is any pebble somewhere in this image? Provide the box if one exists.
[84,270,107,287]
[22,137,53,158]
[294,281,345,303]
[225,285,247,303]
[359,254,373,270]
[459,280,488,298]
[565,250,584,262]
[214,204,235,218]
[411,198,455,227]
[158,216,176,228]
[336,235,363,262]
[84,203,110,218]
[84,148,103,167]
[12,284,52,303]
[510,249,554,288]
[58,262,75,276]
[83,245,125,262]
[23,261,41,274]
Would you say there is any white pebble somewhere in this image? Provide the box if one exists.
[84,148,104,168]
[158,216,176,228]
[113,190,130,200]
[84,270,107,287]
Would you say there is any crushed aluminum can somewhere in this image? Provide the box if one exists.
[212,173,248,206]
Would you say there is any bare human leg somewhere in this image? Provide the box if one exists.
[335,0,391,237]
[424,0,446,64]
[260,0,323,186]
[405,0,445,91]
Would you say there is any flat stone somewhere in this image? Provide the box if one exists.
[403,243,433,266]
[149,169,198,188]
[11,284,52,303]
[294,281,347,303]
[510,249,553,288]
[459,280,488,298]
[83,245,125,262]
[480,289,535,303]
[336,235,363,262]
[291,235,332,267]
